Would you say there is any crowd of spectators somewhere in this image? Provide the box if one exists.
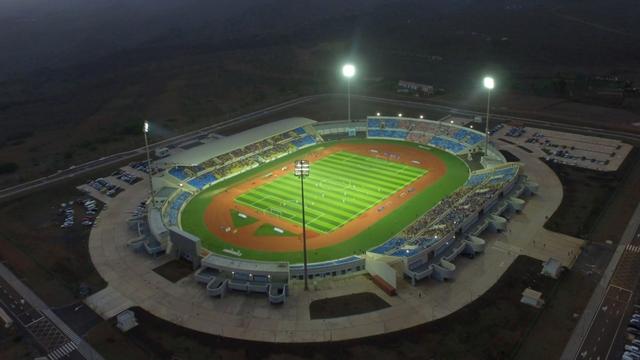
[260,143,294,161]
[169,127,312,184]
[428,136,467,153]
[406,131,433,145]
[368,129,408,140]
[212,158,257,179]
[452,128,484,145]
[370,164,520,257]
[166,191,191,226]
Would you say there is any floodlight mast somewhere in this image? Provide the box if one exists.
[483,77,495,156]
[294,160,310,291]
[342,64,356,122]
[143,121,155,206]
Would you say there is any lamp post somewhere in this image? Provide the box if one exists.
[143,121,155,206]
[483,76,495,156]
[342,64,356,122]
[294,160,310,290]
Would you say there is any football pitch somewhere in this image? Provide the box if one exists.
[235,151,426,233]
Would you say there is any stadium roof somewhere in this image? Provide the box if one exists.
[160,117,316,167]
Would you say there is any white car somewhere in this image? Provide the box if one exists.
[624,351,640,360]
[626,345,640,353]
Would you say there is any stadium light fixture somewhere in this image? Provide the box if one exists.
[483,76,495,156]
[342,64,356,122]
[398,113,403,117]
[376,112,381,116]
[143,120,155,206]
[294,160,310,177]
[342,64,356,78]
[483,76,495,90]
[294,159,310,291]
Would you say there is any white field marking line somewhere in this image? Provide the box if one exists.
[604,286,633,360]
[306,213,325,228]
[240,184,333,233]
[245,155,421,232]
[331,152,411,180]
[238,192,299,220]
[315,162,401,197]
[306,177,370,228]
[332,154,420,185]
[317,168,392,207]
[296,174,373,231]
[308,176,372,210]
[328,172,424,232]
[340,151,425,176]
[280,182,334,230]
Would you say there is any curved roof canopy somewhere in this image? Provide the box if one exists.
[161,117,316,167]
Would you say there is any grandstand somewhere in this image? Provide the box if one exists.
[366,115,485,154]
[142,116,530,299]
[158,118,319,191]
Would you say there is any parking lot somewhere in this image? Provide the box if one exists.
[493,124,632,171]
[76,163,147,205]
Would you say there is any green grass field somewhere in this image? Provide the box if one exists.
[180,139,469,263]
[230,209,257,228]
[235,151,426,233]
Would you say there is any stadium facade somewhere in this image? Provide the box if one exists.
[130,116,537,302]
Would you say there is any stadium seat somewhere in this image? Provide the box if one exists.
[428,136,467,154]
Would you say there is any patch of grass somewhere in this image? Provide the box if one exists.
[254,223,296,237]
[236,151,426,233]
[230,209,258,228]
[181,139,469,263]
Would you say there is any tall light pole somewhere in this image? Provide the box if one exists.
[294,160,310,290]
[483,76,495,156]
[143,121,155,206]
[342,64,356,122]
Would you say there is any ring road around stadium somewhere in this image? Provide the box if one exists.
[141,116,535,303]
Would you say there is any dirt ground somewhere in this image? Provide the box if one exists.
[542,148,639,239]
[152,259,195,283]
[0,188,106,307]
[309,291,391,320]
[203,142,446,252]
[0,160,139,308]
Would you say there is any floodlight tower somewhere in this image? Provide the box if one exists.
[342,64,356,122]
[294,160,310,290]
[143,121,155,206]
[483,76,495,156]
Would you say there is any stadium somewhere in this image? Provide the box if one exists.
[126,115,535,304]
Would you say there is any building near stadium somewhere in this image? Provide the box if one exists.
[132,115,536,303]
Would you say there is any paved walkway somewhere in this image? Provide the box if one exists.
[85,149,582,342]
[492,144,584,267]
